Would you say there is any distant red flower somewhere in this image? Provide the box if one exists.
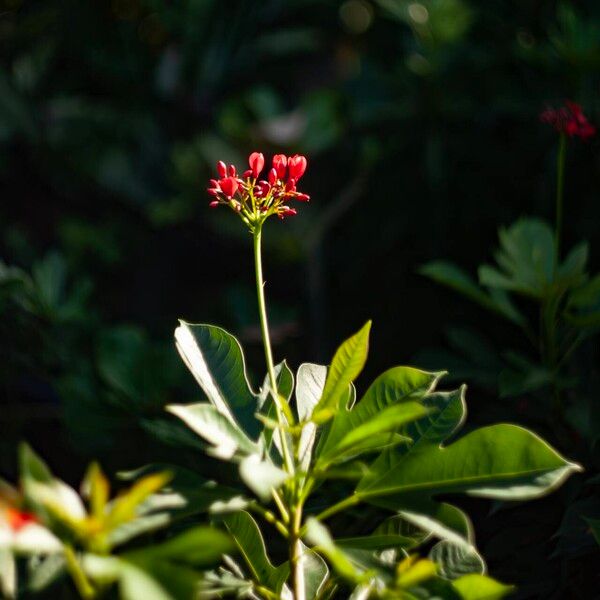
[5,507,36,531]
[540,101,596,140]
[207,152,309,223]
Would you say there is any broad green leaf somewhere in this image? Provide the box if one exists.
[296,363,327,470]
[451,574,514,599]
[223,511,289,594]
[478,218,556,298]
[174,322,259,437]
[299,542,329,599]
[166,403,259,459]
[304,518,364,583]
[366,496,474,548]
[239,455,289,501]
[337,516,421,551]
[358,424,581,501]
[401,387,466,452]
[316,402,428,468]
[317,367,442,464]
[311,322,371,423]
[429,541,485,580]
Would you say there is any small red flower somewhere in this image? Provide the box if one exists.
[272,154,287,179]
[288,155,307,181]
[248,152,265,179]
[6,507,36,531]
[540,101,596,140]
[219,176,239,198]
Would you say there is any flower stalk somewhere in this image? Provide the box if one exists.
[554,132,567,267]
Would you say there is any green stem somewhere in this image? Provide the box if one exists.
[64,545,96,599]
[289,504,305,600]
[554,133,567,268]
[249,503,289,538]
[253,225,295,476]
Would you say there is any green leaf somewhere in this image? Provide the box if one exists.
[316,403,427,468]
[174,322,259,437]
[451,574,514,599]
[311,322,372,423]
[223,511,289,594]
[238,455,289,501]
[317,367,443,464]
[429,541,485,580]
[257,361,294,459]
[337,513,424,551]
[357,424,581,501]
[0,550,15,599]
[19,444,86,526]
[118,464,248,518]
[296,363,327,470]
[478,218,557,298]
[299,542,329,599]
[124,526,232,568]
[420,261,525,326]
[166,403,259,459]
[304,518,364,583]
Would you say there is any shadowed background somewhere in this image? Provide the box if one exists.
[1,0,600,596]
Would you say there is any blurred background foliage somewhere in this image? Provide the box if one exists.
[2,0,600,596]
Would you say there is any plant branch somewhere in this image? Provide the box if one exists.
[64,545,96,600]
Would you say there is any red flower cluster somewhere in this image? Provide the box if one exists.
[540,101,596,140]
[207,152,310,224]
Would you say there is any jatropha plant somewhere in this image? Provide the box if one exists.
[0,152,583,600]
[421,102,600,422]
[163,151,582,599]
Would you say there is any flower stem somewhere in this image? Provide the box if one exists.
[554,133,567,268]
[289,503,305,600]
[252,224,294,475]
[64,545,96,599]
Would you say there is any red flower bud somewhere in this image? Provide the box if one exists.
[295,193,310,202]
[209,200,219,207]
[272,154,287,179]
[217,161,227,178]
[268,168,277,185]
[285,178,296,193]
[242,169,253,179]
[228,164,237,177]
[249,152,265,178]
[207,188,219,196]
[219,176,239,198]
[278,207,297,219]
[287,154,307,181]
